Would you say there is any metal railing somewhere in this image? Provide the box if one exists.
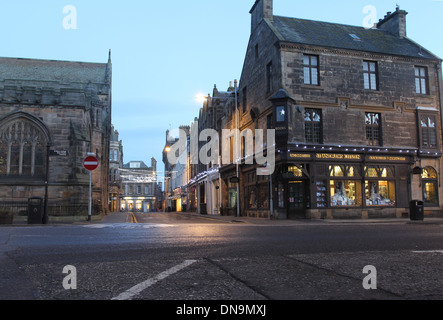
[0,201,100,217]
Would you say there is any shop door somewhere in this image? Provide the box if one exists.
[287,181,307,219]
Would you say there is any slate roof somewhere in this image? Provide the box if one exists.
[270,16,440,60]
[0,57,109,84]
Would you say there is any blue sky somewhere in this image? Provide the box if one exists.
[0,0,442,178]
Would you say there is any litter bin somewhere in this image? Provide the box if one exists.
[200,203,207,215]
[410,200,424,221]
[28,197,43,224]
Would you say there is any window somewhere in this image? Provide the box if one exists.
[304,109,322,143]
[0,119,47,178]
[365,166,396,206]
[242,87,247,113]
[276,106,286,123]
[267,61,273,93]
[329,165,362,207]
[363,61,378,90]
[422,167,439,206]
[415,67,428,95]
[267,113,273,130]
[366,113,382,146]
[420,115,438,149]
[303,55,319,86]
[248,186,258,209]
[259,183,269,209]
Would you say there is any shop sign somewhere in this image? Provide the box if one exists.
[316,153,361,161]
[367,155,408,162]
[290,153,311,159]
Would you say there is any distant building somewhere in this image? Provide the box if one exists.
[163,127,190,212]
[120,159,161,212]
[0,53,112,218]
[109,125,124,212]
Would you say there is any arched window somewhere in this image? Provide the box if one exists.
[422,167,439,206]
[0,118,48,178]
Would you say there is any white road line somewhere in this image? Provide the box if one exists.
[412,250,443,254]
[111,260,198,300]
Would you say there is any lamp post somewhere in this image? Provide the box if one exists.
[43,144,50,224]
[234,80,240,218]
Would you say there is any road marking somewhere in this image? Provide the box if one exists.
[83,223,175,229]
[111,260,198,300]
[412,250,443,254]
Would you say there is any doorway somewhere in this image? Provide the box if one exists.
[287,181,307,219]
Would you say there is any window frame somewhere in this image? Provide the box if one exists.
[363,61,379,91]
[421,167,439,207]
[266,61,273,93]
[415,66,429,95]
[365,112,382,146]
[418,112,439,150]
[303,54,320,86]
[304,108,323,144]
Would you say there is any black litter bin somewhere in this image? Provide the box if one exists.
[200,203,207,215]
[28,197,43,224]
[410,200,424,221]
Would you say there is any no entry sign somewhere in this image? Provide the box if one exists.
[83,156,99,171]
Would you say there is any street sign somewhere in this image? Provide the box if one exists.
[83,156,99,171]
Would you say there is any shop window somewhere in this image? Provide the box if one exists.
[304,109,322,143]
[422,167,439,206]
[365,166,394,178]
[365,181,396,206]
[248,186,258,209]
[330,165,360,178]
[330,180,362,207]
[259,184,269,209]
[288,166,303,178]
[330,165,345,177]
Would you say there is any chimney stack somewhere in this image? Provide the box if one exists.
[250,0,273,33]
[377,6,408,38]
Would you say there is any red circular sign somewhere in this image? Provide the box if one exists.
[84,156,99,171]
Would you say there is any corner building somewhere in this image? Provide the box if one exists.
[237,0,443,219]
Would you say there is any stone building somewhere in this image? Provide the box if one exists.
[120,159,161,212]
[109,125,124,212]
[190,84,237,215]
[0,53,112,219]
[232,0,443,219]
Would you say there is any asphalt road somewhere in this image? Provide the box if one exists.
[1,212,443,308]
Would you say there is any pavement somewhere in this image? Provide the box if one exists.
[4,210,443,226]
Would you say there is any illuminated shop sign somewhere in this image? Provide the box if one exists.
[316,154,361,160]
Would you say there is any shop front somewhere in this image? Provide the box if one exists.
[272,151,415,219]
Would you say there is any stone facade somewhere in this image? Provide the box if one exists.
[109,125,124,212]
[0,53,112,218]
[234,0,443,219]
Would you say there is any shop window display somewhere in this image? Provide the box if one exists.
[330,180,362,207]
[365,180,396,206]
[422,167,439,206]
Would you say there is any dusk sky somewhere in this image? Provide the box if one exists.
[1,0,442,180]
